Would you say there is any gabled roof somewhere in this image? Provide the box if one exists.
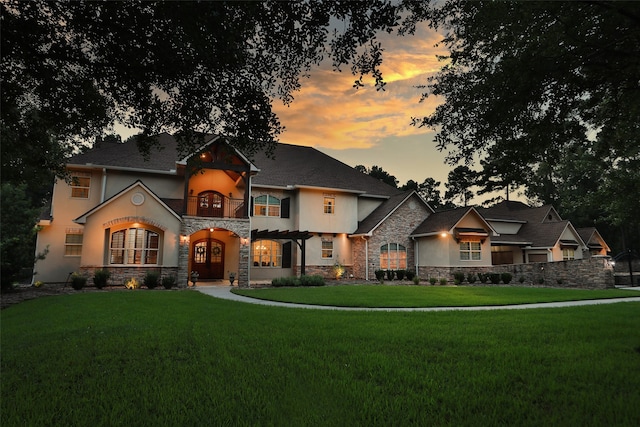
[250,143,400,197]
[478,200,562,223]
[410,206,496,237]
[73,180,182,224]
[512,221,586,249]
[577,227,611,252]
[351,191,433,236]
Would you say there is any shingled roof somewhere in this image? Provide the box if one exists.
[250,143,400,197]
[478,200,561,223]
[67,134,400,197]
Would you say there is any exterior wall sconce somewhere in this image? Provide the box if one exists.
[240,237,249,246]
[180,235,190,244]
[440,232,448,238]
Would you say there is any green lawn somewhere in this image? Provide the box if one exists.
[2,291,639,426]
[232,285,640,307]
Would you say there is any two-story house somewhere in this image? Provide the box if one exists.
[34,133,610,287]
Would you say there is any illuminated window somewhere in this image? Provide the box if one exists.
[380,243,407,269]
[110,228,160,265]
[460,241,481,261]
[70,171,91,198]
[562,248,575,260]
[324,196,335,214]
[254,195,280,217]
[252,239,281,267]
[321,238,333,259]
[64,231,83,256]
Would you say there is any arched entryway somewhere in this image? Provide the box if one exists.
[192,238,225,279]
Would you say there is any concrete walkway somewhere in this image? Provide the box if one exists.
[195,285,640,312]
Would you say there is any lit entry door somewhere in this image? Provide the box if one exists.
[192,238,224,279]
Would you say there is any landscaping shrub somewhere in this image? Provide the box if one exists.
[405,270,415,281]
[429,277,437,286]
[70,273,87,290]
[519,276,525,284]
[477,273,488,284]
[396,269,406,281]
[374,270,385,283]
[439,278,448,286]
[489,273,501,284]
[272,277,297,287]
[386,270,395,281]
[162,275,177,289]
[453,271,465,284]
[144,271,160,289]
[412,275,420,285]
[299,275,325,287]
[93,269,110,289]
[467,273,477,284]
[501,273,513,284]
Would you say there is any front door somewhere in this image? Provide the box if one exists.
[192,238,225,279]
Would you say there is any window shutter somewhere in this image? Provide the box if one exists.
[249,196,254,216]
[282,241,292,268]
[281,197,290,218]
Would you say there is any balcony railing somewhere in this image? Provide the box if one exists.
[186,196,247,219]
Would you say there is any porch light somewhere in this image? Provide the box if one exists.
[440,232,448,238]
[240,237,249,246]
[209,228,214,232]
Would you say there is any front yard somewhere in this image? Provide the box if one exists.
[2,290,639,425]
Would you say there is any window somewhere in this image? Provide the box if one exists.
[380,243,407,269]
[324,196,335,214]
[321,238,333,259]
[460,241,481,261]
[71,171,91,198]
[562,248,575,260]
[254,195,281,217]
[64,230,83,256]
[252,240,281,267]
[110,228,160,265]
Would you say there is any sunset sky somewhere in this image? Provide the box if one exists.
[272,23,454,193]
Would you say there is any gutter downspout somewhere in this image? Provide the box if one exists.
[100,168,107,203]
[412,236,418,278]
[362,236,369,281]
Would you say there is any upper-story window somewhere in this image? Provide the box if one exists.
[110,227,160,265]
[71,171,91,198]
[324,196,335,214]
[460,241,481,261]
[380,243,407,269]
[254,195,281,217]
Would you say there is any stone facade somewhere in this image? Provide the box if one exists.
[79,266,179,287]
[417,256,615,289]
[351,196,430,280]
[180,216,251,287]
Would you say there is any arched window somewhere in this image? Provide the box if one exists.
[252,239,281,267]
[380,243,407,269]
[110,227,160,265]
[254,195,281,217]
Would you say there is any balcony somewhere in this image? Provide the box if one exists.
[186,195,247,219]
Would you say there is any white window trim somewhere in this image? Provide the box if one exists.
[323,195,335,215]
[70,171,91,199]
[64,229,84,257]
[460,241,482,261]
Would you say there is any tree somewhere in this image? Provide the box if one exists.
[445,166,477,207]
[401,177,443,208]
[411,1,640,250]
[2,0,406,176]
[0,184,48,289]
[356,165,398,188]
